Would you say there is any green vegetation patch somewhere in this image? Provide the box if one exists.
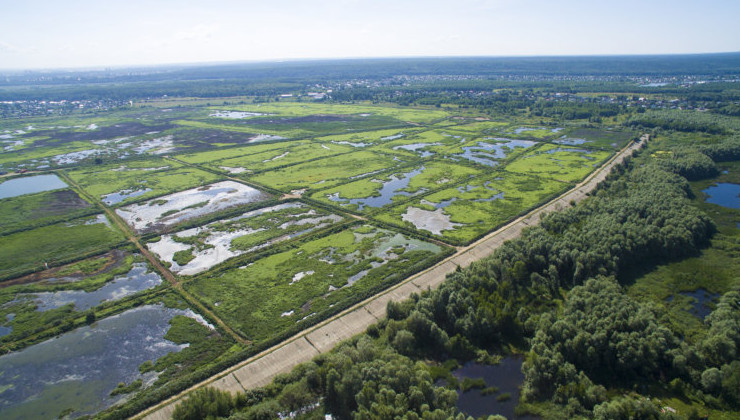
[504,143,612,183]
[220,102,451,124]
[185,224,445,342]
[0,189,95,235]
[312,161,482,213]
[249,150,405,192]
[210,141,354,174]
[148,202,344,275]
[376,172,569,244]
[555,127,635,150]
[0,215,126,280]
[66,161,222,206]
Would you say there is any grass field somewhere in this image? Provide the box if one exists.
[504,144,612,183]
[375,172,570,244]
[66,161,223,206]
[249,150,405,192]
[0,215,126,280]
[207,141,354,174]
[0,189,95,235]
[184,224,447,342]
[311,160,483,213]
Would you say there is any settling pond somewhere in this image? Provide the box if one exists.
[23,263,162,312]
[450,356,537,419]
[0,174,68,199]
[0,305,207,419]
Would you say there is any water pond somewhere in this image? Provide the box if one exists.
[455,139,536,166]
[116,181,271,234]
[0,174,68,199]
[392,143,440,157]
[0,305,204,420]
[210,111,267,119]
[22,263,162,312]
[102,187,152,205]
[702,183,740,209]
[451,356,536,419]
[553,137,591,146]
[328,167,424,210]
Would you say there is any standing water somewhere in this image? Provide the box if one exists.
[0,305,199,419]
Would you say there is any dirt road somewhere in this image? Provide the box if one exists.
[135,135,647,420]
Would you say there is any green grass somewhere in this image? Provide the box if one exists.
[0,189,95,235]
[311,161,483,213]
[504,143,612,183]
[209,141,355,174]
[184,224,445,342]
[66,162,222,206]
[248,150,405,192]
[216,102,451,124]
[0,215,126,280]
[376,172,570,244]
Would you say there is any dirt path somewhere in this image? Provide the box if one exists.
[56,172,250,347]
[134,135,647,420]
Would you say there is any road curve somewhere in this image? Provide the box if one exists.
[135,135,648,420]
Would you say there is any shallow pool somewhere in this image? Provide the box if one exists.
[0,174,68,199]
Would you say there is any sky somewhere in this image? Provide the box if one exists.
[1,0,739,70]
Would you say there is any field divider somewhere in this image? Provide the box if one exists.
[56,171,252,347]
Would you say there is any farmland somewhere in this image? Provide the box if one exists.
[0,94,638,419]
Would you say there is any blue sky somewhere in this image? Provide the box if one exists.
[1,0,739,70]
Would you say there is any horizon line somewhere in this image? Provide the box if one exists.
[3,51,740,74]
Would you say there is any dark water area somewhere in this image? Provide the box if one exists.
[456,139,535,167]
[703,183,740,209]
[0,305,194,419]
[329,167,424,210]
[27,263,162,312]
[0,174,68,199]
[452,356,538,419]
[668,288,720,320]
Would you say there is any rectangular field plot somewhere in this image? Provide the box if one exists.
[212,103,451,124]
[551,128,635,149]
[148,202,344,275]
[248,150,405,193]
[316,128,424,147]
[375,173,570,244]
[176,141,296,165]
[442,137,539,167]
[0,189,95,235]
[311,161,483,213]
[116,181,271,234]
[66,160,223,206]
[184,224,447,342]
[206,141,355,174]
[0,215,126,280]
[178,112,413,139]
[504,144,612,183]
[369,129,462,159]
